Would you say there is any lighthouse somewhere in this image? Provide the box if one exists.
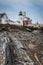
[18,11,26,25]
[18,11,32,26]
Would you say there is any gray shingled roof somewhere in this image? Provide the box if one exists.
[0,13,8,18]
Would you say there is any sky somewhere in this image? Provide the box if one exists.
[0,0,43,24]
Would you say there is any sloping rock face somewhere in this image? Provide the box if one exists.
[0,28,43,65]
[8,29,43,65]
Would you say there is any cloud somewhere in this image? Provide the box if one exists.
[33,0,43,5]
[0,0,43,6]
[0,0,32,6]
[0,0,17,4]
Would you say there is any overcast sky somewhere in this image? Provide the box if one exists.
[0,0,43,24]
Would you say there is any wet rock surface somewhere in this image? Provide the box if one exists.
[0,28,43,65]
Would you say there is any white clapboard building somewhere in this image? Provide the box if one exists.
[0,13,14,24]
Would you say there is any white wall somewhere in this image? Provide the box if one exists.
[18,15,25,25]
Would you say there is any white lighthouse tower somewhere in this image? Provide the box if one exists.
[18,11,26,25]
